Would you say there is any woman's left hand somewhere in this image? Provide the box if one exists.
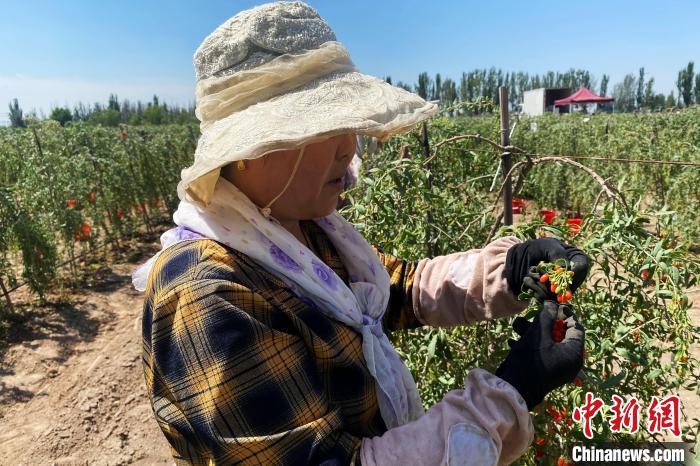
[504,238,589,298]
[496,300,585,410]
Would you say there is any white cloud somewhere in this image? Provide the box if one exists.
[0,74,196,125]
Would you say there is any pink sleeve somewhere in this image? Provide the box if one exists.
[412,236,529,328]
[360,368,534,466]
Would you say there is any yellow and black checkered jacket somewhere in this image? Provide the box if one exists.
[141,220,423,465]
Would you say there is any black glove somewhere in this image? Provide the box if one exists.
[505,238,589,297]
[495,300,584,410]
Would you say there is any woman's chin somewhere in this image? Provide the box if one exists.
[314,199,339,218]
[317,204,338,218]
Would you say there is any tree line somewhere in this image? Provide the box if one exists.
[386,61,699,113]
[5,61,699,127]
[7,94,197,128]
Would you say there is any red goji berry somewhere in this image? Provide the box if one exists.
[552,319,566,342]
[540,273,549,283]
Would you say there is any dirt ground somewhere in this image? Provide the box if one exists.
[0,222,698,465]
[0,225,174,466]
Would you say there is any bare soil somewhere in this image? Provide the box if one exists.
[0,224,173,466]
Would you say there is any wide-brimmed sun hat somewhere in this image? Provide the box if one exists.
[178,1,438,207]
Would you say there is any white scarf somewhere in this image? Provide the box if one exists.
[132,176,424,429]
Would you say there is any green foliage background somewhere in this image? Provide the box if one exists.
[340,111,700,463]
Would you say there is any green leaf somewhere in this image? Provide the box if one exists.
[427,334,438,360]
[601,371,626,389]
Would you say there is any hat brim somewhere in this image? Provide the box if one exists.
[178,71,438,206]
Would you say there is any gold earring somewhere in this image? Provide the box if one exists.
[237,160,246,171]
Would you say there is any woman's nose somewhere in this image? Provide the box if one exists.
[337,150,352,162]
[337,134,357,160]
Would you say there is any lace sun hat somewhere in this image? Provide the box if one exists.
[178,1,438,208]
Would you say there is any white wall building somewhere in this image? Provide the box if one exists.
[521,88,573,116]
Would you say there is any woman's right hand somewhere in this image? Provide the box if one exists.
[361,367,533,466]
[495,300,585,410]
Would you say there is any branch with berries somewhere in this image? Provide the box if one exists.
[519,259,577,342]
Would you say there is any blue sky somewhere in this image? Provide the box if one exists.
[2,0,699,124]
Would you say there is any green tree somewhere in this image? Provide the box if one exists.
[694,73,700,105]
[636,67,645,109]
[416,72,431,100]
[128,113,143,125]
[484,68,498,101]
[72,102,90,122]
[108,93,120,111]
[652,92,666,110]
[88,108,121,126]
[612,74,637,112]
[432,73,442,102]
[8,98,25,127]
[507,72,517,108]
[143,105,165,125]
[676,62,694,107]
[49,107,73,126]
[600,74,610,96]
[643,77,655,109]
[441,78,457,109]
[666,91,677,109]
[459,72,468,102]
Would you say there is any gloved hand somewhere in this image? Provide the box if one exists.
[505,237,589,298]
[361,368,533,466]
[495,300,584,410]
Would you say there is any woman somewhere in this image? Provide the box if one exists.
[133,2,587,465]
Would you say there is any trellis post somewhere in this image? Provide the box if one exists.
[499,86,513,226]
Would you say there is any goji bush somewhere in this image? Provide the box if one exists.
[0,120,198,296]
[341,113,700,464]
[1,110,699,464]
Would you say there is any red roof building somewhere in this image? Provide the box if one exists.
[554,87,614,106]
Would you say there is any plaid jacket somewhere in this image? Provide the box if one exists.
[141,220,423,465]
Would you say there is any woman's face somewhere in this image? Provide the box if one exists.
[222,133,356,221]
